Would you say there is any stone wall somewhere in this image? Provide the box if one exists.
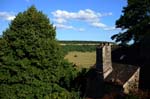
[123,68,140,93]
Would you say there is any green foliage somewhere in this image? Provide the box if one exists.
[59,40,108,44]
[0,6,79,99]
[112,0,150,45]
[45,90,81,99]
[61,45,96,55]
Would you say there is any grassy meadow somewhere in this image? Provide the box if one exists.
[61,41,100,68]
[61,41,115,68]
[65,51,96,68]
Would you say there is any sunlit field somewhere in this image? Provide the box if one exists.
[65,51,96,68]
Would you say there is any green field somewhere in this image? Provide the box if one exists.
[65,51,96,68]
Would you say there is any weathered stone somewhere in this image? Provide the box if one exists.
[96,44,113,78]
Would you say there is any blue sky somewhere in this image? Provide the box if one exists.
[0,0,127,42]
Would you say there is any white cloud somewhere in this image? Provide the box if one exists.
[54,24,85,32]
[52,9,104,23]
[0,12,15,21]
[54,18,67,24]
[91,22,107,28]
[52,9,113,31]
[54,24,74,29]
[104,26,116,31]
[91,23,117,31]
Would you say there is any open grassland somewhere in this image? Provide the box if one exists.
[65,51,96,68]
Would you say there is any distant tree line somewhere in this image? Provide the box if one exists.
[59,40,109,44]
[61,45,97,55]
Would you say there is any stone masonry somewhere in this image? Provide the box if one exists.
[96,43,113,79]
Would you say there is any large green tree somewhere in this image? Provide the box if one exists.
[0,6,78,99]
[111,0,150,45]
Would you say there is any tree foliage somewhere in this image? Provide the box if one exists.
[0,6,79,99]
[61,45,96,56]
[111,0,150,45]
